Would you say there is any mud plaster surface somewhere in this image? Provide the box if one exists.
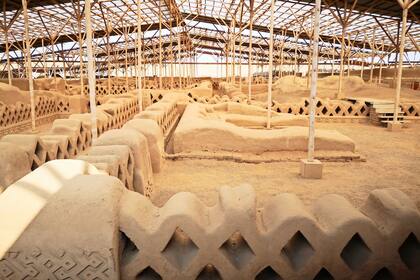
[153,122,420,209]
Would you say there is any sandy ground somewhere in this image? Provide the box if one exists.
[152,122,420,209]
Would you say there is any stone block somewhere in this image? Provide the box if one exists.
[300,159,323,179]
[387,122,402,132]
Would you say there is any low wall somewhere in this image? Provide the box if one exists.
[66,77,208,95]
[1,167,419,279]
[0,96,139,190]
[0,94,72,137]
[0,161,122,279]
[173,103,355,154]
[134,93,184,138]
[188,93,420,123]
[0,92,183,195]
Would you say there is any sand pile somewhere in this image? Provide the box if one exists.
[318,75,365,91]
[273,76,307,92]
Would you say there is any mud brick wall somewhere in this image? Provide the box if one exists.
[119,185,420,280]
[0,95,70,134]
[0,161,122,280]
[1,172,418,279]
[134,93,182,137]
[0,97,139,191]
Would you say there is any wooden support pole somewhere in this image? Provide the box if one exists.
[378,38,385,85]
[177,25,182,88]
[331,38,335,76]
[307,0,321,161]
[106,29,111,94]
[347,34,352,78]
[337,25,346,99]
[280,30,285,78]
[158,0,163,89]
[360,38,366,79]
[22,0,36,131]
[61,43,67,80]
[231,19,236,84]
[239,30,242,92]
[85,0,98,140]
[137,0,143,111]
[307,37,313,88]
[124,27,129,91]
[369,29,376,83]
[76,4,85,96]
[2,5,12,85]
[267,0,275,129]
[3,26,12,84]
[293,31,299,79]
[42,38,47,77]
[169,4,174,89]
[393,1,411,124]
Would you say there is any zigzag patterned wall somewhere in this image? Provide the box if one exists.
[1,171,419,279]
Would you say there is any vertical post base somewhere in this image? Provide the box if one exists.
[387,122,402,132]
[300,159,323,179]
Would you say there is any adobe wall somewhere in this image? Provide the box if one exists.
[0,92,183,197]
[0,96,139,190]
[173,103,355,154]
[0,86,419,279]
[1,168,419,279]
[0,161,122,279]
[188,91,420,123]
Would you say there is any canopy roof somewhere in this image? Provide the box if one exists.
[0,0,418,74]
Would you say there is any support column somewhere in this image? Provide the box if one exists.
[331,38,335,76]
[369,29,376,83]
[85,0,98,139]
[301,0,323,179]
[158,1,163,89]
[22,0,36,132]
[177,24,182,88]
[360,38,366,79]
[107,30,111,94]
[266,0,275,129]
[137,0,143,111]
[77,1,85,96]
[337,25,346,99]
[124,27,129,91]
[378,39,385,85]
[2,26,12,84]
[389,0,418,130]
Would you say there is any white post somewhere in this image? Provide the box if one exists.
[360,39,366,79]
[137,0,143,111]
[158,0,162,89]
[307,0,321,161]
[337,25,346,99]
[4,28,12,85]
[267,0,275,129]
[22,0,36,132]
[392,4,408,125]
[300,0,323,179]
[248,4,253,102]
[178,23,182,88]
[85,0,98,139]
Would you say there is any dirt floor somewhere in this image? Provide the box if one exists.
[152,122,420,209]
